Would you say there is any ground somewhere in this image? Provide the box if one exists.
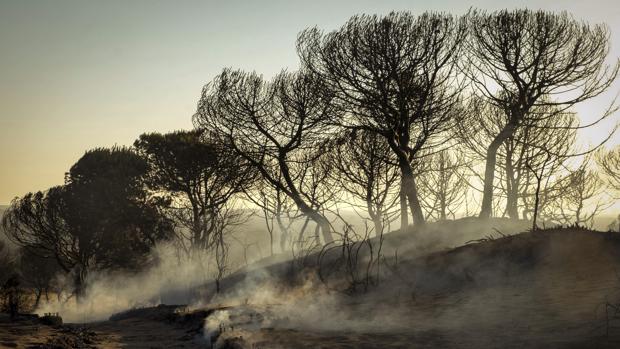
[3,224,620,348]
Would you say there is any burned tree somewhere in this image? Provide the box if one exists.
[298,12,466,227]
[194,69,337,243]
[598,145,620,197]
[243,174,303,255]
[135,130,252,253]
[0,240,17,315]
[417,149,468,221]
[18,248,62,308]
[549,156,609,227]
[458,98,578,219]
[466,9,619,218]
[2,147,174,298]
[328,129,400,233]
[1,187,75,286]
[501,118,575,221]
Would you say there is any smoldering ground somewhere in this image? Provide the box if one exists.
[29,219,620,348]
[201,225,620,348]
[34,242,227,323]
[32,217,521,322]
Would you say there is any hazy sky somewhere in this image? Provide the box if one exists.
[1,0,619,204]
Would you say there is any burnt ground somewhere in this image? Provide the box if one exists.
[0,314,96,348]
[210,227,620,348]
[4,225,620,348]
[0,305,209,348]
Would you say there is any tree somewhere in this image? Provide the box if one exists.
[298,12,466,227]
[1,274,23,320]
[244,178,300,255]
[328,129,399,233]
[135,130,252,253]
[466,9,619,218]
[457,98,578,219]
[417,149,468,221]
[194,69,337,243]
[18,247,62,308]
[598,145,620,197]
[0,240,16,292]
[501,114,576,221]
[2,147,174,298]
[549,156,609,227]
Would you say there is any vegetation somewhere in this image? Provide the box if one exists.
[1,8,619,312]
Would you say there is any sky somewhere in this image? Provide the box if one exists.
[0,0,619,205]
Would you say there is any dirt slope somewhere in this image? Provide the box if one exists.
[4,225,620,348]
[210,227,620,348]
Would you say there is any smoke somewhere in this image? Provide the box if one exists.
[34,215,551,347]
[200,261,418,348]
[36,217,530,323]
[35,242,218,322]
[198,225,620,348]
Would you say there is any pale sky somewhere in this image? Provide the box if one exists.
[1,0,619,205]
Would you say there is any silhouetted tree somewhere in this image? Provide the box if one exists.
[458,98,578,219]
[417,149,468,221]
[18,247,62,309]
[1,274,23,320]
[465,9,619,218]
[0,240,16,294]
[298,12,466,227]
[135,130,252,253]
[548,156,609,227]
[598,145,620,197]
[194,69,337,243]
[2,147,174,298]
[328,129,399,233]
[243,178,300,254]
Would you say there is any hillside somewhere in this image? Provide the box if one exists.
[4,223,620,348]
[201,227,620,348]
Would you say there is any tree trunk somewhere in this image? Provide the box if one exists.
[276,215,289,252]
[439,152,447,220]
[314,214,333,244]
[34,289,42,309]
[387,136,425,227]
[278,156,333,243]
[191,203,200,247]
[264,215,274,256]
[366,200,383,236]
[297,217,311,244]
[505,147,519,219]
[440,195,447,220]
[293,202,332,243]
[532,176,542,230]
[74,266,87,302]
[399,177,409,230]
[400,163,425,226]
[480,124,517,218]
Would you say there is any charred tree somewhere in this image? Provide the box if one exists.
[298,12,466,227]
[194,69,337,244]
[465,9,619,218]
